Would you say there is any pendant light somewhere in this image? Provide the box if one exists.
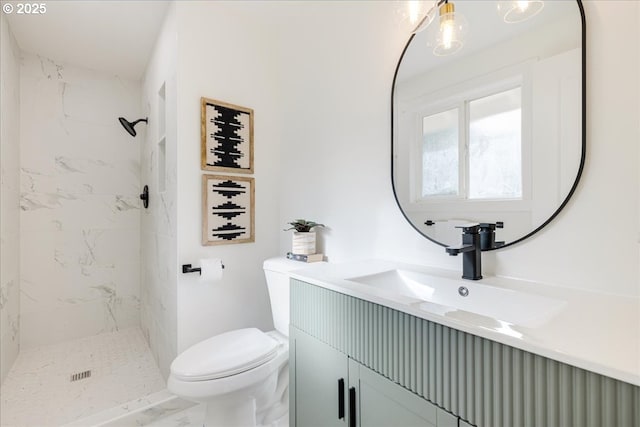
[410,0,438,34]
[407,1,428,27]
[426,0,468,56]
[497,1,544,23]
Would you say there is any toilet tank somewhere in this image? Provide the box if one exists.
[263,257,305,337]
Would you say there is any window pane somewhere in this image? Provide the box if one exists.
[469,87,522,199]
[422,109,459,197]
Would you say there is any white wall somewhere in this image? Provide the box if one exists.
[18,53,142,348]
[277,0,455,267]
[493,0,638,295]
[174,1,282,351]
[0,13,21,384]
[278,0,639,297]
[141,3,178,378]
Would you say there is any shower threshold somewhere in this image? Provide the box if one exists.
[64,389,195,427]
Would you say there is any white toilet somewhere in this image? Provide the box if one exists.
[167,257,301,427]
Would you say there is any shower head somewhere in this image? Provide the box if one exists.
[118,117,148,137]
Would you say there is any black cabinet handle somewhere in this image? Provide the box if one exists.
[338,378,345,419]
[349,387,356,427]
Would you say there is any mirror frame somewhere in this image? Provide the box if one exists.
[391,0,587,250]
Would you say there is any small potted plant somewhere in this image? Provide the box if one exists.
[284,219,325,255]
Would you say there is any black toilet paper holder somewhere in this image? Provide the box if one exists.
[182,263,225,275]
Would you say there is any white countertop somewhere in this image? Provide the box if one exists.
[290,260,640,387]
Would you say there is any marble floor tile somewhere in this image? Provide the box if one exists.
[144,403,206,427]
[144,404,289,427]
[65,389,194,427]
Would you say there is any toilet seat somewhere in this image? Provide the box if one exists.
[167,330,288,403]
[171,328,279,382]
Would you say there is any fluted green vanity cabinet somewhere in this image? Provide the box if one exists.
[290,326,348,427]
[290,279,640,427]
[349,357,458,427]
[290,326,456,427]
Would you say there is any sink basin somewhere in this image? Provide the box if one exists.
[347,269,566,327]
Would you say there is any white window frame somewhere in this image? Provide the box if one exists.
[407,62,533,213]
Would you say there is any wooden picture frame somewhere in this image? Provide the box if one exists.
[202,174,255,246]
[201,97,254,174]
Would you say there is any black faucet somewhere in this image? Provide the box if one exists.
[445,223,482,280]
[478,222,505,250]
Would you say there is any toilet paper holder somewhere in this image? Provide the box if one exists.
[182,263,225,275]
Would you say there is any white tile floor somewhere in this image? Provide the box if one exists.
[0,328,166,427]
[144,404,206,427]
[144,404,289,427]
[67,389,195,427]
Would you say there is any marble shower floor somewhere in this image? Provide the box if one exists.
[0,327,166,427]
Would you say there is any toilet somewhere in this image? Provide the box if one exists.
[167,257,302,427]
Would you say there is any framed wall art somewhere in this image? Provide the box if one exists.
[201,97,254,174]
[202,174,255,246]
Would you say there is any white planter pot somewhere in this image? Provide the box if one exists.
[292,232,316,255]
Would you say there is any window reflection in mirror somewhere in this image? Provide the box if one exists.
[468,87,522,200]
[392,0,584,249]
[420,87,523,201]
[421,109,459,198]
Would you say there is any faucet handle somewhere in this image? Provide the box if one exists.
[478,222,505,250]
[478,221,503,231]
[455,223,480,233]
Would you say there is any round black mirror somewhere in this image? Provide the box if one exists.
[391,0,586,250]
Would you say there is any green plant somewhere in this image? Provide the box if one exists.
[284,219,325,233]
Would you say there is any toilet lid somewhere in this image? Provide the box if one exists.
[171,328,279,381]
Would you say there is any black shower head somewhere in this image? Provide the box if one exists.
[118,117,148,137]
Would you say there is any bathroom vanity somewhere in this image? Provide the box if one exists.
[288,261,640,427]
[287,2,639,426]
[290,326,457,427]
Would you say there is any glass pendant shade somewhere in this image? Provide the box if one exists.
[407,0,428,25]
[497,1,544,23]
[410,0,438,34]
[426,2,468,56]
[398,0,431,32]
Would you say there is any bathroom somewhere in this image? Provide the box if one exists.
[0,0,638,426]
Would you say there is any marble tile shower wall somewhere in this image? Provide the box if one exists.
[140,75,178,379]
[1,14,21,383]
[19,53,142,349]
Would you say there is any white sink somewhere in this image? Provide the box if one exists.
[347,269,566,327]
[289,260,640,386]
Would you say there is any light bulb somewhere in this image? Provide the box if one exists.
[426,2,468,56]
[441,18,455,50]
[517,1,530,12]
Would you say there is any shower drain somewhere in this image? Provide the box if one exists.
[70,370,92,382]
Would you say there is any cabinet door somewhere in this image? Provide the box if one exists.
[348,359,440,427]
[437,409,459,427]
[290,327,348,427]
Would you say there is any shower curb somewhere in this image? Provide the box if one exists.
[63,389,195,427]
